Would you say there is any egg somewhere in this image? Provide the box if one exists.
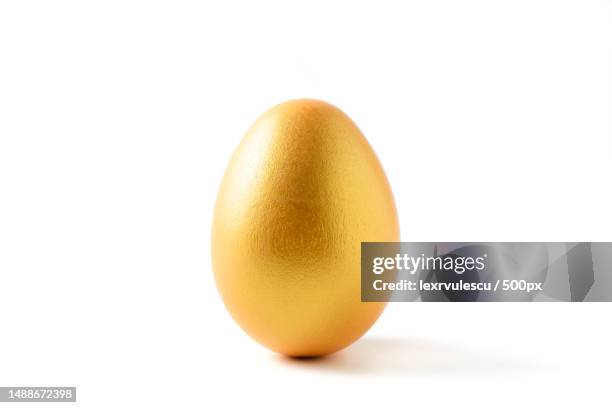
[212,99,399,357]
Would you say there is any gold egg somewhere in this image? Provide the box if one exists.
[212,99,399,356]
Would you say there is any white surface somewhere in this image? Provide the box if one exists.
[0,1,610,407]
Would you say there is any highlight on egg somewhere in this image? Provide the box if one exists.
[212,99,399,357]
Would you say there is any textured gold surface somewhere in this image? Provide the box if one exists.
[212,100,399,356]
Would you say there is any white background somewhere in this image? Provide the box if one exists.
[0,1,610,407]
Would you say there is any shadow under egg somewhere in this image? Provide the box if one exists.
[274,336,546,377]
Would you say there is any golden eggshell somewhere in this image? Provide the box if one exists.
[212,99,399,356]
